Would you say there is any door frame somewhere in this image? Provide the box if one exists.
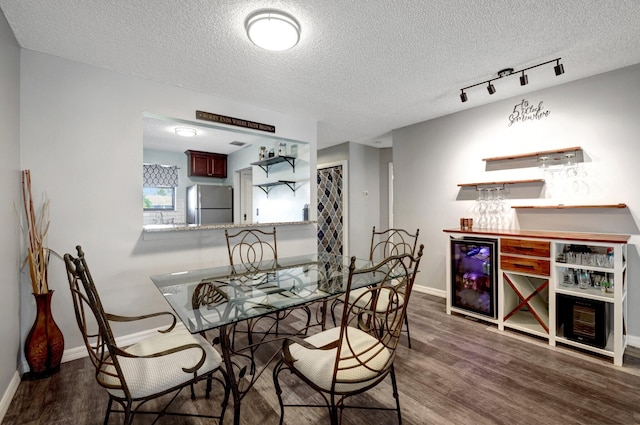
[317,160,349,257]
[234,167,253,224]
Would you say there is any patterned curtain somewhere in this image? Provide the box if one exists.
[143,164,179,187]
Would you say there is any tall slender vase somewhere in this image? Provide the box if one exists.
[24,290,64,380]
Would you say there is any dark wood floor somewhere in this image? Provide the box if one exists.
[4,293,640,425]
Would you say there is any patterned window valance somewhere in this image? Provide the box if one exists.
[143,164,179,187]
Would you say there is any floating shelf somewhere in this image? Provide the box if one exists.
[254,180,296,197]
[512,203,627,209]
[483,146,582,162]
[250,156,296,177]
[458,179,544,189]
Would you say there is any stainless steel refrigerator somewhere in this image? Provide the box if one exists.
[186,184,233,225]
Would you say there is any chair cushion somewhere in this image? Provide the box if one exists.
[348,286,405,313]
[99,329,222,399]
[288,327,391,393]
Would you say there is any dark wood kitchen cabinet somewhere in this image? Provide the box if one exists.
[185,150,227,178]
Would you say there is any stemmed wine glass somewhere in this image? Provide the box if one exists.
[476,188,488,229]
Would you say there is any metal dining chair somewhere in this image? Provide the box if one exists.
[224,227,313,341]
[273,245,424,424]
[64,245,230,424]
[332,226,420,347]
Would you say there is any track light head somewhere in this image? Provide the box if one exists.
[487,82,496,95]
[460,91,468,103]
[554,60,565,76]
[520,72,528,86]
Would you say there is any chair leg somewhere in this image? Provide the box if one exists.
[123,403,134,425]
[205,373,212,398]
[272,359,287,425]
[218,368,231,424]
[103,397,113,425]
[329,395,339,425]
[404,314,412,349]
[390,364,402,424]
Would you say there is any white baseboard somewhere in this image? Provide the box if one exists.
[628,335,640,348]
[19,323,189,374]
[0,371,21,423]
[413,284,446,298]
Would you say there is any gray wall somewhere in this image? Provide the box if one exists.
[379,147,392,230]
[393,64,640,337]
[0,8,21,418]
[13,50,317,381]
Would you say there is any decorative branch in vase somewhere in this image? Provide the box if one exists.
[19,169,64,380]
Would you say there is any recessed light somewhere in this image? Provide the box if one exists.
[175,127,197,137]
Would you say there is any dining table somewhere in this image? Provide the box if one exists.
[150,252,403,425]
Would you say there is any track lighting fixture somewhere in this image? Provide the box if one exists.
[458,58,564,102]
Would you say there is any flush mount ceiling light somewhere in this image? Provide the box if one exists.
[245,9,301,51]
[458,58,565,102]
[175,127,197,137]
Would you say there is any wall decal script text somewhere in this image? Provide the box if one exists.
[508,99,550,126]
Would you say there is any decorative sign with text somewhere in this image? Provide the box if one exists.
[196,110,276,133]
[508,99,550,126]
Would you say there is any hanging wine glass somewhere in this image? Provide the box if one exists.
[476,188,488,229]
[564,153,580,194]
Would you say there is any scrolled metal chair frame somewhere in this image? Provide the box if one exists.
[64,245,230,425]
[273,245,424,425]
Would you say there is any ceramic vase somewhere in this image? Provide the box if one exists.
[24,290,64,380]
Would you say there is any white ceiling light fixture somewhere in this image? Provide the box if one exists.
[174,127,197,137]
[245,9,301,51]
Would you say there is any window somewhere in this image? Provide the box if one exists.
[143,187,176,210]
[143,164,178,211]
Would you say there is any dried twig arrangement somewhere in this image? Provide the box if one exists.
[20,170,50,295]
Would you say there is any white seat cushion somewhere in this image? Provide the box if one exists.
[99,328,222,399]
[288,326,391,393]
[348,286,405,313]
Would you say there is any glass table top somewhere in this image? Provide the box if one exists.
[151,253,391,334]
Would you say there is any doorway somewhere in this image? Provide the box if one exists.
[237,167,253,224]
[317,161,348,256]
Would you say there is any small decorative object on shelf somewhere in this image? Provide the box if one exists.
[278,142,286,156]
[460,218,473,230]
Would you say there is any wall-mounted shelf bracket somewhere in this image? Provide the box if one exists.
[255,180,296,198]
[250,156,296,177]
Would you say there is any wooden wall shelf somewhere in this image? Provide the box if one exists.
[512,203,627,209]
[458,179,544,189]
[482,147,582,162]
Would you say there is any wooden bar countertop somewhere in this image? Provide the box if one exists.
[443,228,630,244]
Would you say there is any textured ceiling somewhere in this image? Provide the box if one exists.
[2,0,640,149]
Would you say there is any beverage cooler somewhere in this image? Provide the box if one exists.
[450,237,498,319]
